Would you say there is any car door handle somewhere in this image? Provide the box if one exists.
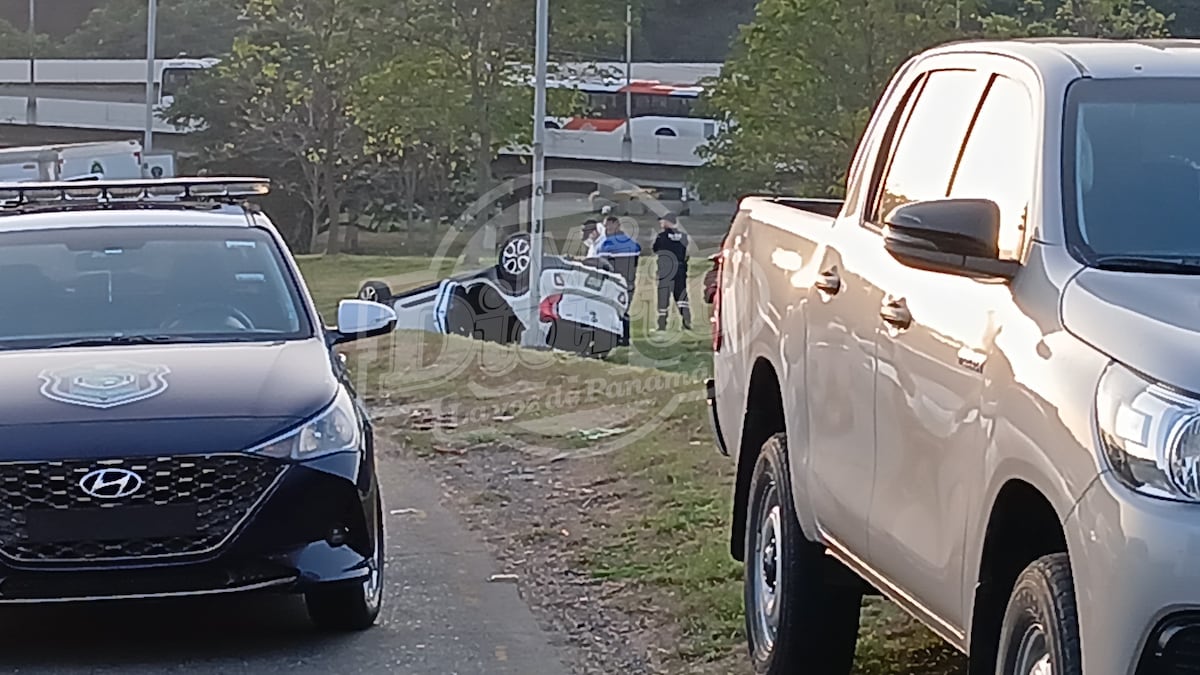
[880,299,912,330]
[815,268,842,295]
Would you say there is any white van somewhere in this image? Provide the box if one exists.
[0,140,151,182]
[56,140,144,180]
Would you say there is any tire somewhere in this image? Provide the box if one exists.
[497,233,532,293]
[472,286,519,344]
[995,553,1082,675]
[358,280,392,305]
[587,331,619,358]
[305,498,385,632]
[744,434,862,675]
[444,293,476,338]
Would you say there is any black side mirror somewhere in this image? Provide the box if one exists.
[882,199,1020,279]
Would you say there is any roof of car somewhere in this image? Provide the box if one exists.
[0,204,258,232]
[930,38,1200,80]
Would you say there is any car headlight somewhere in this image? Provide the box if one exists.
[250,388,362,460]
[1097,362,1200,502]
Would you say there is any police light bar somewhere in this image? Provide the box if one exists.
[0,177,270,205]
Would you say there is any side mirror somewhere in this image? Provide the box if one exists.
[882,199,1020,279]
[329,299,397,345]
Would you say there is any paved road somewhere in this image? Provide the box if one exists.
[0,455,568,675]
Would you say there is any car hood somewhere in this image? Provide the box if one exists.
[0,339,339,461]
[1062,269,1200,388]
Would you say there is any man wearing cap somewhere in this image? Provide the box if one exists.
[652,212,691,331]
[581,219,605,259]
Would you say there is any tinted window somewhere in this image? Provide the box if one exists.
[160,68,192,99]
[1064,78,1200,259]
[874,70,988,222]
[0,226,310,349]
[950,75,1036,259]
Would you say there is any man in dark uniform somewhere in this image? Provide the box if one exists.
[652,212,691,331]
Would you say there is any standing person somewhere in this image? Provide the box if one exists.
[653,212,691,330]
[598,215,641,346]
[581,218,606,259]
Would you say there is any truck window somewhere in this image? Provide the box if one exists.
[845,74,924,216]
[1064,78,1200,258]
[949,75,1035,260]
[872,69,988,224]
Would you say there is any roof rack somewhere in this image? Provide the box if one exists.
[0,177,270,208]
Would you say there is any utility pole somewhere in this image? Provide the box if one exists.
[621,1,633,162]
[26,0,35,126]
[522,0,549,348]
[143,0,158,158]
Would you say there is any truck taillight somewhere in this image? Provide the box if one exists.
[711,248,726,352]
[539,293,563,322]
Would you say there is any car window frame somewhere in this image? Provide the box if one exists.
[866,67,990,231]
[949,72,1038,261]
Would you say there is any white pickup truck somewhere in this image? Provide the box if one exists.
[708,38,1200,675]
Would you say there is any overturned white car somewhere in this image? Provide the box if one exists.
[358,235,630,357]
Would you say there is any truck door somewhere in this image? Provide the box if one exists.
[802,66,929,558]
[868,70,1036,632]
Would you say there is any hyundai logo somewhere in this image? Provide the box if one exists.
[79,468,144,499]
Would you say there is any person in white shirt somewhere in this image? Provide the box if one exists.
[582,218,606,259]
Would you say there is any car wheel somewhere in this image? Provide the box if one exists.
[445,293,476,338]
[588,331,619,358]
[745,434,862,675]
[498,233,532,292]
[358,280,392,305]
[996,554,1082,675]
[472,286,518,343]
[305,498,385,632]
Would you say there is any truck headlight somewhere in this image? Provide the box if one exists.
[1097,362,1200,502]
[250,388,362,460]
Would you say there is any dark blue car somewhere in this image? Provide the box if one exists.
[0,178,397,631]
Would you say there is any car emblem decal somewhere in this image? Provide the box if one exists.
[79,468,144,499]
[38,361,171,409]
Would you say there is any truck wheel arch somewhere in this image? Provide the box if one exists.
[730,357,788,561]
[966,479,1068,673]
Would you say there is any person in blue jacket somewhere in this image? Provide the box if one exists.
[597,215,641,346]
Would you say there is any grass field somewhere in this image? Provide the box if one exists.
[298,252,965,675]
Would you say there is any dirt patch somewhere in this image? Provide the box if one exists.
[351,330,962,675]
[385,436,710,675]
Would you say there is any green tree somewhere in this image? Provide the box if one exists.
[0,17,57,58]
[698,0,961,198]
[62,0,244,58]
[346,0,622,260]
[635,0,757,62]
[378,0,624,210]
[979,0,1167,37]
[352,45,476,247]
[1146,0,1200,35]
[169,0,374,254]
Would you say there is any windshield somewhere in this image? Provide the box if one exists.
[0,225,311,349]
[1064,78,1200,263]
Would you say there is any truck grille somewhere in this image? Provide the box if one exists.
[0,455,285,563]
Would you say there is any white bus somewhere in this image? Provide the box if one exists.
[0,58,217,106]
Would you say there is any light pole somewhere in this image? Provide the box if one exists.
[143,0,158,158]
[27,0,35,126]
[522,0,549,348]
[621,1,632,162]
